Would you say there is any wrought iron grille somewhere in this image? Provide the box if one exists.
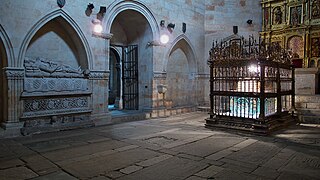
[206,35,296,134]
[123,45,139,110]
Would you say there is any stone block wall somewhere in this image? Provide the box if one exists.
[0,0,264,136]
[202,0,262,104]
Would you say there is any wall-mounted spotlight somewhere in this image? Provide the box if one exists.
[247,19,253,25]
[85,3,94,17]
[233,26,238,34]
[160,34,170,44]
[160,20,165,28]
[92,19,103,34]
[97,6,106,21]
[182,22,186,33]
[167,23,175,33]
[167,23,175,29]
[147,33,170,47]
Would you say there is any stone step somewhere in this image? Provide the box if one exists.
[295,102,320,109]
[111,111,148,124]
[297,108,320,115]
[197,106,210,112]
[295,95,320,103]
[299,115,320,124]
[0,127,4,138]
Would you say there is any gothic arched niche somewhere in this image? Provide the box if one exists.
[0,38,8,123]
[287,36,304,59]
[273,6,283,24]
[166,39,196,107]
[26,16,88,69]
[110,9,154,109]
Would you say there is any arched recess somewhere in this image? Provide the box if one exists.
[103,0,160,41]
[165,34,198,107]
[106,1,157,110]
[287,35,304,59]
[0,25,12,123]
[108,47,121,108]
[164,34,197,73]
[18,9,92,69]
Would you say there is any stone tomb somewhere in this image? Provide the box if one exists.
[20,57,92,135]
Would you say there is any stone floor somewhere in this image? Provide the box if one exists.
[0,112,320,180]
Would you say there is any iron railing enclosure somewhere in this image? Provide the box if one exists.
[206,36,296,134]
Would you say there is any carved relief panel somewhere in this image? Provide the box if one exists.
[311,0,320,19]
[311,37,320,57]
[22,57,92,119]
[273,6,284,25]
[290,5,303,26]
[261,0,320,68]
[288,36,304,58]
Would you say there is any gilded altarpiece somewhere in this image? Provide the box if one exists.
[261,0,320,68]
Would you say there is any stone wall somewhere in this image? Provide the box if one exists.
[203,0,263,104]
[0,0,263,136]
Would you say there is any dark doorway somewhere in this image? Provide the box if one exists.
[108,48,121,110]
[109,45,139,110]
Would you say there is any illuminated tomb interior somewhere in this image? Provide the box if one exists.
[205,35,296,134]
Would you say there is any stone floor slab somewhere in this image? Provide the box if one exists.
[120,165,143,174]
[136,154,173,167]
[31,171,77,180]
[0,158,24,169]
[0,166,38,180]
[171,136,244,157]
[117,157,207,180]
[61,148,160,178]
[194,165,224,178]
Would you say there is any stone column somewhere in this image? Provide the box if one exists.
[89,70,110,126]
[1,67,24,136]
[90,33,113,126]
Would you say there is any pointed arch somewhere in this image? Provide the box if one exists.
[0,25,14,67]
[103,0,160,41]
[17,9,92,69]
[0,25,11,123]
[164,34,197,73]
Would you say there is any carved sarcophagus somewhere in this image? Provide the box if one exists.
[21,57,92,134]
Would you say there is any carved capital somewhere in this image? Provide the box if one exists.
[154,71,167,80]
[89,70,110,80]
[4,67,25,80]
[92,32,113,40]
[195,73,210,79]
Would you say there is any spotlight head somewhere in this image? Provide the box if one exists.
[88,3,94,10]
[182,22,186,33]
[85,3,94,16]
[167,23,175,29]
[160,20,165,27]
[97,6,106,21]
[247,19,253,24]
[160,34,170,45]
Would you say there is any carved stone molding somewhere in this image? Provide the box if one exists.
[23,78,89,96]
[195,74,210,79]
[154,71,167,80]
[4,67,25,80]
[23,96,91,118]
[89,70,110,80]
[24,57,86,78]
[92,32,113,39]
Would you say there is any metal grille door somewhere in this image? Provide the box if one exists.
[122,45,139,110]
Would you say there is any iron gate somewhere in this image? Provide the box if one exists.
[122,45,139,110]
